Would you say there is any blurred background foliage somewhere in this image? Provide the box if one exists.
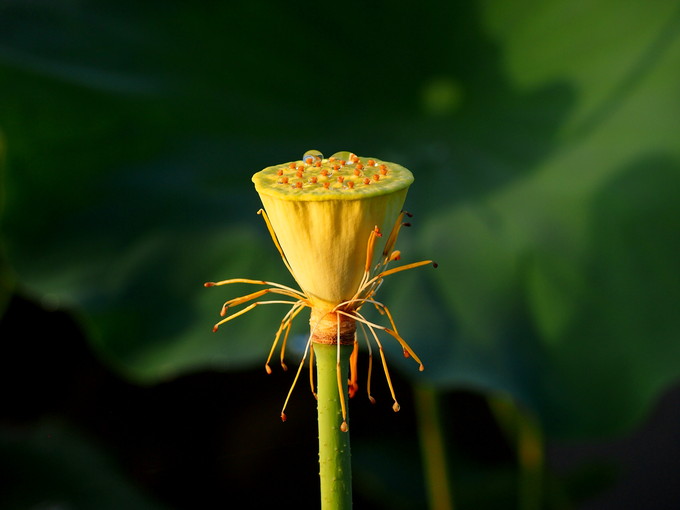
[1,1,679,509]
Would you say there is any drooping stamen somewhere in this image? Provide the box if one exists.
[204,278,306,300]
[220,287,305,316]
[341,310,400,412]
[357,322,376,404]
[336,312,349,432]
[309,343,317,399]
[264,301,307,373]
[212,300,300,332]
[348,339,359,399]
[280,331,315,423]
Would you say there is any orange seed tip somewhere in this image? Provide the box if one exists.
[341,421,349,432]
[392,402,401,412]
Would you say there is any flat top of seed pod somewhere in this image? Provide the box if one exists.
[252,150,414,201]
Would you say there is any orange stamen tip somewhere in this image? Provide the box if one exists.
[340,421,349,432]
[392,402,401,413]
[337,176,344,183]
[403,350,410,358]
[419,364,425,372]
[281,362,288,371]
[432,262,439,268]
[373,174,380,181]
[288,162,296,169]
[295,181,303,189]
[220,307,227,317]
[363,178,370,185]
[204,282,215,287]
[369,396,376,404]
[265,364,273,374]
[212,325,219,333]
[347,181,354,189]
[281,413,287,422]
[276,168,283,176]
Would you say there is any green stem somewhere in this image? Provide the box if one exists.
[315,342,353,510]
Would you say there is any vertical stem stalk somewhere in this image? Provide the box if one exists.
[415,384,455,510]
[517,409,543,510]
[315,342,353,510]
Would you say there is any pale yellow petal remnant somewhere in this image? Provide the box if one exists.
[252,156,414,310]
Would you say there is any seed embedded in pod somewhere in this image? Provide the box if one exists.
[303,150,324,165]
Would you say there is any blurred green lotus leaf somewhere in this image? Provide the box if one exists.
[1,0,679,438]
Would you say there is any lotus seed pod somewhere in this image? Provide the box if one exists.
[252,151,414,310]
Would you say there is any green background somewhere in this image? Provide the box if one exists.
[1,1,679,508]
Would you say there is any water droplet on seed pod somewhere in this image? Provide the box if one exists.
[302,150,324,164]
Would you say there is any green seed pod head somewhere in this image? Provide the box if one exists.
[252,151,414,310]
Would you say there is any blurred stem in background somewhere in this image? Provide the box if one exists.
[415,384,455,510]
[489,395,544,510]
